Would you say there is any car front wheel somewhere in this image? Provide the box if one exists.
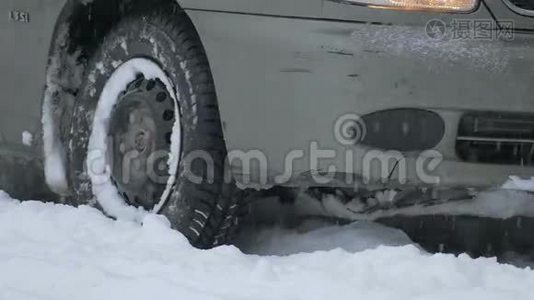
[65,8,242,249]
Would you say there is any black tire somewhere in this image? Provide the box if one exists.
[66,8,242,248]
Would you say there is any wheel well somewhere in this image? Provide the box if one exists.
[41,0,192,194]
[45,0,195,146]
[47,0,185,91]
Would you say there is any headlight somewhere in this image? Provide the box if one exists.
[344,0,478,13]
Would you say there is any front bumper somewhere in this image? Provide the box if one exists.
[188,7,534,189]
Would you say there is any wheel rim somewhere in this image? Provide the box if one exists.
[109,76,177,210]
[87,58,182,217]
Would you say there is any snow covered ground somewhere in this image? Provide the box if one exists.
[1,191,534,300]
[236,220,414,256]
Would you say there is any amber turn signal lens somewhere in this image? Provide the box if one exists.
[347,0,478,12]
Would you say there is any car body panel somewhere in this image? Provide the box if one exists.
[0,0,321,151]
[0,0,534,192]
[186,4,534,188]
[178,0,322,18]
[0,0,64,147]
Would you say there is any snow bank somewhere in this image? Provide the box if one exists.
[1,192,534,300]
[503,176,534,193]
[236,220,414,256]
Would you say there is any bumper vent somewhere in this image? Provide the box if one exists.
[456,112,534,166]
[506,0,534,12]
[361,109,444,152]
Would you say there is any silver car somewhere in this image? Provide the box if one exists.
[1,0,533,248]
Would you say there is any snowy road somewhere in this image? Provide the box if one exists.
[1,191,534,300]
